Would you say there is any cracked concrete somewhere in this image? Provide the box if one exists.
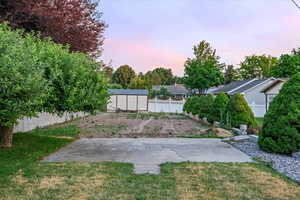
[43,138,253,174]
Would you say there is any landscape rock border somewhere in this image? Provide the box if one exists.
[229,138,300,184]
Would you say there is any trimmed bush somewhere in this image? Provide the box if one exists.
[208,92,229,123]
[183,98,191,113]
[183,95,214,119]
[258,73,300,154]
[198,94,214,119]
[226,94,257,128]
[185,96,202,115]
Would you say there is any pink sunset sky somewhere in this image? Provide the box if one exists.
[100,0,300,76]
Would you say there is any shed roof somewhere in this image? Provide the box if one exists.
[109,89,149,95]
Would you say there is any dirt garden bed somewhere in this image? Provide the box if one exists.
[66,113,211,138]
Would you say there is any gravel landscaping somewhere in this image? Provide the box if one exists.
[231,140,300,183]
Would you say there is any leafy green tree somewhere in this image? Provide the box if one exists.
[209,92,229,123]
[102,65,114,82]
[0,24,108,148]
[0,24,47,147]
[184,41,224,94]
[138,72,144,78]
[129,77,146,89]
[112,65,136,88]
[239,55,278,79]
[35,38,108,114]
[144,71,162,88]
[173,76,184,84]
[152,68,175,85]
[258,73,300,154]
[225,94,257,128]
[224,65,239,84]
[0,0,106,57]
[108,83,123,89]
[148,90,158,99]
[158,87,171,99]
[272,48,300,78]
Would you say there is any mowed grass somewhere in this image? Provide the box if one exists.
[256,117,264,127]
[29,125,80,138]
[1,125,299,200]
[182,132,228,139]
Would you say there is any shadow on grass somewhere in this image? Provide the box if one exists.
[0,126,77,180]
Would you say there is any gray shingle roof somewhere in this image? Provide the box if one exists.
[213,78,271,95]
[213,79,252,94]
[231,79,269,94]
[152,84,189,95]
[108,89,148,95]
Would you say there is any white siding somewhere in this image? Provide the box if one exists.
[243,79,274,117]
[137,96,148,111]
[107,95,117,111]
[107,95,148,112]
[117,95,127,110]
[248,103,266,118]
[127,95,138,111]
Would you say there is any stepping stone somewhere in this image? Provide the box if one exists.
[134,164,161,175]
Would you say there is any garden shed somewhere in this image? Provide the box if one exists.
[107,89,149,112]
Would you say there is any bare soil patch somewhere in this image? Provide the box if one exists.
[68,113,210,138]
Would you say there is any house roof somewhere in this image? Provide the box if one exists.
[213,78,272,95]
[213,79,253,94]
[261,78,289,93]
[108,89,149,95]
[152,84,189,95]
[230,78,270,94]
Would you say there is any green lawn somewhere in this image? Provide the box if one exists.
[1,125,299,200]
[182,132,227,139]
[256,117,264,127]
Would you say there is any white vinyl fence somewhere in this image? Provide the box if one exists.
[13,112,88,133]
[148,98,185,113]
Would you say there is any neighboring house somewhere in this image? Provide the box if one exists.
[213,78,276,117]
[204,87,221,95]
[107,89,148,112]
[261,78,288,111]
[152,84,190,98]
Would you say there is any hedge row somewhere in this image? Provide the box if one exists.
[183,92,257,128]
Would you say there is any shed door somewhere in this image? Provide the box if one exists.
[127,95,138,111]
[117,95,127,111]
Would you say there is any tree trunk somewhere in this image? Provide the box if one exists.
[0,126,13,148]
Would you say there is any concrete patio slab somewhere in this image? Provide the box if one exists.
[43,138,253,174]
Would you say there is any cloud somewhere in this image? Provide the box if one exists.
[100,0,300,74]
[102,37,187,76]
